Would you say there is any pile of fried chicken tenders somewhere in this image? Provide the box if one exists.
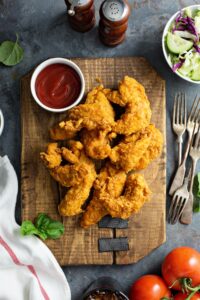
[40,76,163,228]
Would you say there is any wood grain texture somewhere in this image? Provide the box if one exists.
[21,57,166,265]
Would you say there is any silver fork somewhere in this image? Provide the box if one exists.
[172,93,187,165]
[169,96,200,196]
[181,123,200,224]
[168,172,190,224]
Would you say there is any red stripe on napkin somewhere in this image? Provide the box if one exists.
[0,236,50,300]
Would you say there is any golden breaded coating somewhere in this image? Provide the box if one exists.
[100,173,152,219]
[59,86,115,133]
[81,129,117,160]
[135,126,163,170]
[50,125,76,141]
[107,76,152,135]
[41,141,96,216]
[58,164,96,216]
[81,163,126,228]
[109,125,153,172]
[40,143,62,169]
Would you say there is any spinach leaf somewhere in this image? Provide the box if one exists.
[0,34,24,66]
[20,213,64,240]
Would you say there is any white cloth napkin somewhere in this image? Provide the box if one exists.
[0,156,71,300]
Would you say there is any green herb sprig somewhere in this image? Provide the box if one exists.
[193,173,200,212]
[0,34,24,66]
[20,213,64,240]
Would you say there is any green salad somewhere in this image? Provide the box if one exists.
[166,7,200,81]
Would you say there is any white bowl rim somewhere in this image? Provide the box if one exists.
[30,57,85,112]
[0,109,4,136]
[162,4,200,84]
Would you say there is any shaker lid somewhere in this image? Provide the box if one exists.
[102,0,129,22]
[68,0,89,7]
[68,0,89,15]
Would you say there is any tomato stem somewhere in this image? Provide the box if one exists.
[180,278,200,300]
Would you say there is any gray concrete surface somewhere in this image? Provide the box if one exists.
[1,0,200,299]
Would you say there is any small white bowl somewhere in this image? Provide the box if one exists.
[30,57,85,112]
[162,5,200,84]
[0,110,4,136]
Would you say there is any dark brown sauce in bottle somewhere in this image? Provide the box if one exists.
[65,0,95,32]
[99,0,131,46]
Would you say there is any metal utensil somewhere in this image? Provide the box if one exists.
[172,93,187,165]
[180,123,200,224]
[0,109,4,136]
[168,172,190,224]
[169,96,200,196]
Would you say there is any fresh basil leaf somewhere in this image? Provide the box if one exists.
[0,34,24,66]
[193,173,200,198]
[46,221,65,239]
[36,231,48,240]
[21,213,64,241]
[20,221,39,236]
[35,213,51,229]
[193,196,200,212]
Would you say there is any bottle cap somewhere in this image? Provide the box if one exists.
[102,0,129,22]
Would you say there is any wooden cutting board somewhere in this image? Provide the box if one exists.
[21,57,166,265]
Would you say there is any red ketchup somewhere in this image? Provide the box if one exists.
[35,63,81,109]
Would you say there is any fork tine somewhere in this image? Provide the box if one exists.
[168,194,179,223]
[173,198,187,224]
[176,94,180,124]
[184,93,187,126]
[169,196,181,223]
[180,93,183,125]
[194,124,200,148]
[188,95,198,121]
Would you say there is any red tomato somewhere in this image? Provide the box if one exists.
[129,274,171,300]
[162,247,200,290]
[174,293,200,300]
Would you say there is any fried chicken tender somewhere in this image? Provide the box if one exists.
[58,86,115,134]
[80,163,126,228]
[40,143,62,169]
[100,174,152,219]
[107,76,152,135]
[50,125,76,141]
[40,141,96,216]
[110,125,153,172]
[81,129,117,160]
[135,126,163,170]
[110,124,163,172]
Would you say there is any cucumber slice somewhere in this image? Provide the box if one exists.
[166,32,193,54]
[185,7,192,18]
[195,16,200,34]
[178,59,193,76]
[191,68,200,81]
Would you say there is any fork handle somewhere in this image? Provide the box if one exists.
[178,141,182,166]
[180,160,197,224]
[182,132,192,165]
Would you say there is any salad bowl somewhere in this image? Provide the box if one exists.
[162,5,200,84]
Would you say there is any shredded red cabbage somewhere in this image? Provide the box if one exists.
[172,59,185,72]
[172,11,199,42]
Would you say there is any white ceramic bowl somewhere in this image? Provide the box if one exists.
[0,110,4,136]
[30,57,85,112]
[162,5,200,84]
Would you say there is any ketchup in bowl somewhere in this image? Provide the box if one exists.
[35,63,81,109]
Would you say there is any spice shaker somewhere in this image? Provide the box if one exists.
[99,0,131,46]
[83,277,129,300]
[65,0,95,32]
